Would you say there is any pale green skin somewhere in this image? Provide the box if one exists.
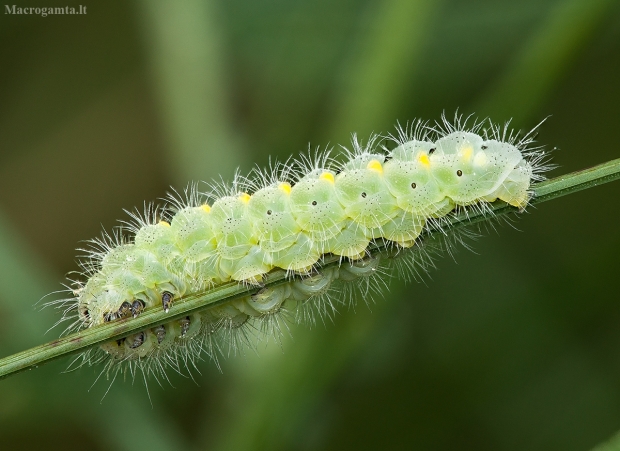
[288,169,347,240]
[79,131,533,361]
[383,140,451,216]
[334,153,399,229]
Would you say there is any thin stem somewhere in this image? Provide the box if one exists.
[0,158,619,380]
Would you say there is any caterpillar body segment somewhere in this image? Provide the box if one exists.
[53,116,548,379]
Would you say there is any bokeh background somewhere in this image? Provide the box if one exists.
[1,0,620,450]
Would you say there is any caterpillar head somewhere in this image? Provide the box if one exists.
[431,132,524,205]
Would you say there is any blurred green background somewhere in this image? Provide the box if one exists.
[1,0,620,450]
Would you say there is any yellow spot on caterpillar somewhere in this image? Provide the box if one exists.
[201,204,211,213]
[159,221,171,227]
[320,172,335,183]
[461,146,473,159]
[279,182,292,194]
[473,151,488,166]
[239,193,251,204]
[367,159,383,173]
[418,153,430,167]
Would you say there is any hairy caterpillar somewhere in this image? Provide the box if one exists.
[50,114,549,382]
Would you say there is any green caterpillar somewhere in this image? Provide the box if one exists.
[52,115,548,379]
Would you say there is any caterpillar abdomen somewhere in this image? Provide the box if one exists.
[57,117,546,375]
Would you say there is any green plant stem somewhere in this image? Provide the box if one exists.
[0,158,618,380]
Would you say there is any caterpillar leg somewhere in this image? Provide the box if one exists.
[130,299,145,318]
[161,291,174,313]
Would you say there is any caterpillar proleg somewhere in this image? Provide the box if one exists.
[50,114,550,382]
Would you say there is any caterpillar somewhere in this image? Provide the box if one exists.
[50,114,549,382]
